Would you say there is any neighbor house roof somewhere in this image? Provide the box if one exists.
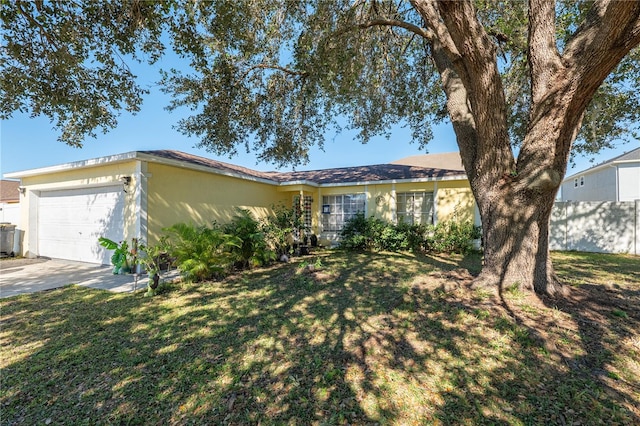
[390,152,466,172]
[6,149,468,186]
[564,147,640,180]
[0,180,20,203]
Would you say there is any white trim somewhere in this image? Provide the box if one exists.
[391,182,397,224]
[433,182,439,224]
[5,152,139,178]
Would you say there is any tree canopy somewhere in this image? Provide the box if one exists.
[3,0,640,295]
[2,0,638,166]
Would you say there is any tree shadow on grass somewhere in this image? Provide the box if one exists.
[1,251,638,425]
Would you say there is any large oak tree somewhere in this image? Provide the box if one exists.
[3,0,640,296]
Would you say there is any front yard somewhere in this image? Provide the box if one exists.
[1,251,639,425]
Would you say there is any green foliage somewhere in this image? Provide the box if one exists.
[98,237,133,274]
[138,236,172,275]
[1,0,170,146]
[339,214,480,255]
[338,212,373,251]
[5,2,637,164]
[427,220,482,255]
[261,203,304,256]
[164,223,241,283]
[223,208,276,269]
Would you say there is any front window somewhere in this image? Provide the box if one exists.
[321,194,366,232]
[396,192,434,225]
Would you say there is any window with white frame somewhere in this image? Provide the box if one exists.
[396,192,434,225]
[321,194,366,232]
[580,176,584,186]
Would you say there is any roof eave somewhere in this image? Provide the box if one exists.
[137,152,280,186]
[4,152,140,179]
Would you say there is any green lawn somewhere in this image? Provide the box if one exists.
[1,251,638,425]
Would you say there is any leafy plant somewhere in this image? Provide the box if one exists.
[338,212,373,251]
[339,215,481,255]
[223,208,275,269]
[428,220,482,254]
[164,223,241,283]
[98,237,134,274]
[137,236,173,296]
[262,203,305,256]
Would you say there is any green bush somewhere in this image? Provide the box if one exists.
[427,220,481,254]
[223,208,275,268]
[262,203,305,256]
[164,222,241,283]
[339,214,480,254]
[339,213,373,251]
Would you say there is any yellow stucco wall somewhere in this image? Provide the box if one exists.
[17,161,140,258]
[146,163,288,243]
[314,180,474,227]
[434,180,475,223]
[15,156,475,257]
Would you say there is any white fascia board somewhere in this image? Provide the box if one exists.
[277,180,320,188]
[136,152,280,186]
[4,152,140,179]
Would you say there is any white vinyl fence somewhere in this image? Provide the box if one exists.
[550,201,640,255]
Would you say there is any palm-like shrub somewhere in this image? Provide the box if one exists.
[165,223,241,283]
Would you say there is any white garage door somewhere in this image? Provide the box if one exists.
[38,186,125,264]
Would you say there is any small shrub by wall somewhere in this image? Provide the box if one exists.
[339,213,480,254]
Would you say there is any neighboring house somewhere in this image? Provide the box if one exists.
[560,147,640,202]
[0,179,21,225]
[5,150,475,265]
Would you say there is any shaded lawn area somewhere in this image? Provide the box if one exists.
[1,251,638,425]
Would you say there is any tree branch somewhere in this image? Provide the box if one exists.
[336,18,434,41]
[15,0,61,52]
[243,63,308,78]
[410,0,460,61]
[425,0,512,172]
[528,0,562,104]
[565,0,640,86]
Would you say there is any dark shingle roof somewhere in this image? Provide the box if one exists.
[141,150,467,185]
[140,150,467,185]
[275,163,465,184]
[139,150,277,182]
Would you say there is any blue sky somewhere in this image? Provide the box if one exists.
[1,54,636,178]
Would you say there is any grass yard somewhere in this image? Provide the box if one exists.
[1,251,639,425]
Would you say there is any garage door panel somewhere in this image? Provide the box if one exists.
[38,186,125,264]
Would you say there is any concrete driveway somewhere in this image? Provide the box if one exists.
[0,258,173,298]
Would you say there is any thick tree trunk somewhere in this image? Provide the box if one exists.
[415,0,640,298]
[473,177,566,296]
